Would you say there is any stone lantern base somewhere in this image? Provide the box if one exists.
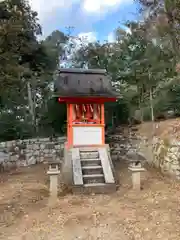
[128,166,146,191]
[47,163,60,200]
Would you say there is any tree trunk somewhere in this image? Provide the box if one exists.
[139,87,144,123]
[149,87,156,138]
[27,81,36,134]
[149,87,154,122]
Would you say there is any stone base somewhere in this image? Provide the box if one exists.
[128,167,145,191]
[47,170,60,199]
[73,183,117,194]
[128,167,145,172]
[61,144,73,186]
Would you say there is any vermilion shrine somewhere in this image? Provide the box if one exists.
[54,68,119,193]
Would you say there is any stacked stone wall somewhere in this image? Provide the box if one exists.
[0,137,65,171]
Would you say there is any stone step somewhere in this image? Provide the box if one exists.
[80,151,99,159]
[73,183,117,194]
[71,146,117,194]
[82,165,103,175]
[81,158,101,167]
[83,174,105,184]
[80,150,99,153]
[80,148,98,152]
[84,183,106,187]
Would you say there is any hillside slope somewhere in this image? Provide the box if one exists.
[137,118,180,140]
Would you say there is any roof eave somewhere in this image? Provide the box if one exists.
[57,68,107,75]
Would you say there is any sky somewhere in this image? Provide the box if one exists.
[29,0,139,42]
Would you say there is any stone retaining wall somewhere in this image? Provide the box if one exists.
[2,133,180,179]
[108,133,180,179]
[0,137,65,171]
[139,137,180,179]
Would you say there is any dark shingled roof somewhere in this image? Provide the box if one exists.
[54,68,120,98]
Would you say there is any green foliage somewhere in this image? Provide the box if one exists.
[73,19,176,123]
[1,0,180,141]
[39,99,67,136]
[0,1,68,140]
[0,0,41,91]
[0,112,33,141]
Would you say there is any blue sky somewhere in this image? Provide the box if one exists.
[30,0,139,42]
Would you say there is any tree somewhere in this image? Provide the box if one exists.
[73,19,177,124]
[137,0,180,61]
[0,0,41,91]
[0,1,68,140]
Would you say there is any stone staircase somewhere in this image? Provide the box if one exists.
[72,147,116,194]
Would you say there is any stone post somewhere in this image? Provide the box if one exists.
[47,163,60,200]
[128,162,145,191]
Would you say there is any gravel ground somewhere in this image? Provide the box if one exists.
[0,162,180,240]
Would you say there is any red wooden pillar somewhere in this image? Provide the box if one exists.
[67,104,73,148]
[101,104,105,144]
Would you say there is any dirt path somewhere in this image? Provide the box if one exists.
[0,162,180,240]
